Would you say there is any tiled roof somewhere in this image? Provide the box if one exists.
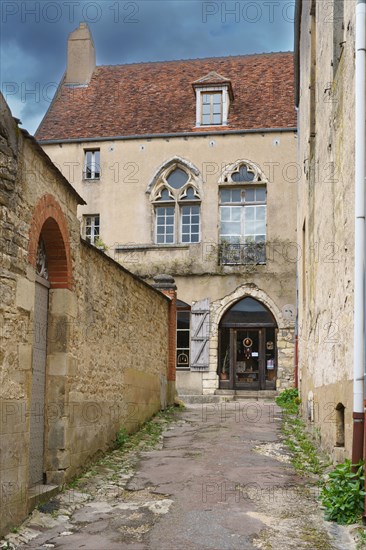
[36,52,296,142]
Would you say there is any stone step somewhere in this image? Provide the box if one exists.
[179,394,225,404]
[180,390,278,404]
[28,484,59,514]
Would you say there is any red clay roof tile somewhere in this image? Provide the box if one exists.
[36,52,296,141]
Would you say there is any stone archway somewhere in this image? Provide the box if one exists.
[28,195,74,486]
[28,194,73,290]
[202,285,295,394]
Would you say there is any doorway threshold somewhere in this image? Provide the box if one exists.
[215,389,278,401]
[28,484,60,513]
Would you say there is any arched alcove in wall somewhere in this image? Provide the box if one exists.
[28,194,73,289]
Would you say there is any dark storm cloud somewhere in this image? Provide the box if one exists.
[0,0,295,134]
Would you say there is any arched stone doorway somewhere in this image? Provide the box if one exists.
[28,195,73,487]
[218,297,278,390]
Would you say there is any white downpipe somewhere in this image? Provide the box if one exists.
[354,0,366,415]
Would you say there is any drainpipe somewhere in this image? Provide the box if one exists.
[353,0,366,469]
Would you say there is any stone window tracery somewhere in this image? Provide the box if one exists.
[151,165,201,245]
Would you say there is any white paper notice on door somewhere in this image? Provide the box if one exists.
[267,359,275,370]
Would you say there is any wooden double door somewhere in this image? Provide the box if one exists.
[219,327,277,390]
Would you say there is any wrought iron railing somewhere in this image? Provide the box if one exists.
[219,242,266,265]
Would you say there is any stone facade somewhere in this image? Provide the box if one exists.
[296,0,356,460]
[42,133,297,396]
[0,94,173,536]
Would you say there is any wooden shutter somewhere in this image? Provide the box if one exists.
[190,298,210,371]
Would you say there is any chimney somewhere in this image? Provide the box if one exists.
[65,23,96,86]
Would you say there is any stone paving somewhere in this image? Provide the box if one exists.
[0,402,360,549]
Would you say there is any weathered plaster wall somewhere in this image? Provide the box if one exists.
[297,0,355,459]
[0,94,171,535]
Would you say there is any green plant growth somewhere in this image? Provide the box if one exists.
[355,526,366,550]
[276,388,326,475]
[94,237,108,251]
[115,427,129,449]
[276,387,299,414]
[320,459,365,524]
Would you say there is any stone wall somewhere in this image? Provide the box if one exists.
[296,0,355,460]
[0,94,172,536]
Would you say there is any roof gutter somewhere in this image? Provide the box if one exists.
[37,127,297,146]
[294,0,302,107]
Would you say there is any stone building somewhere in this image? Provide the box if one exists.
[0,92,175,536]
[36,24,298,397]
[295,0,365,462]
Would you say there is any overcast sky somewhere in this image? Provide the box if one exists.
[1,0,295,134]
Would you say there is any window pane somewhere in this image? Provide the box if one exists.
[180,205,200,243]
[220,221,241,235]
[158,188,173,201]
[232,165,255,182]
[220,189,241,203]
[256,188,266,202]
[177,331,190,348]
[181,187,198,201]
[220,206,241,222]
[245,207,255,221]
[244,221,256,234]
[156,207,175,244]
[254,220,266,233]
[220,190,231,203]
[213,94,222,104]
[202,104,211,115]
[256,206,266,220]
[177,311,190,327]
[167,168,189,189]
[221,208,230,221]
[245,189,255,202]
[213,103,222,114]
[213,114,222,124]
[231,208,241,221]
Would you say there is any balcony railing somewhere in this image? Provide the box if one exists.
[219,242,266,265]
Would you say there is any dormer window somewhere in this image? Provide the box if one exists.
[202,92,223,125]
[193,71,233,128]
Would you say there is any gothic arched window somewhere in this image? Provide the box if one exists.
[218,161,268,265]
[151,164,201,245]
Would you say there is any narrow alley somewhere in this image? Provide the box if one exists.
[2,402,356,550]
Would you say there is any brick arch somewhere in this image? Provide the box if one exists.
[28,194,73,289]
